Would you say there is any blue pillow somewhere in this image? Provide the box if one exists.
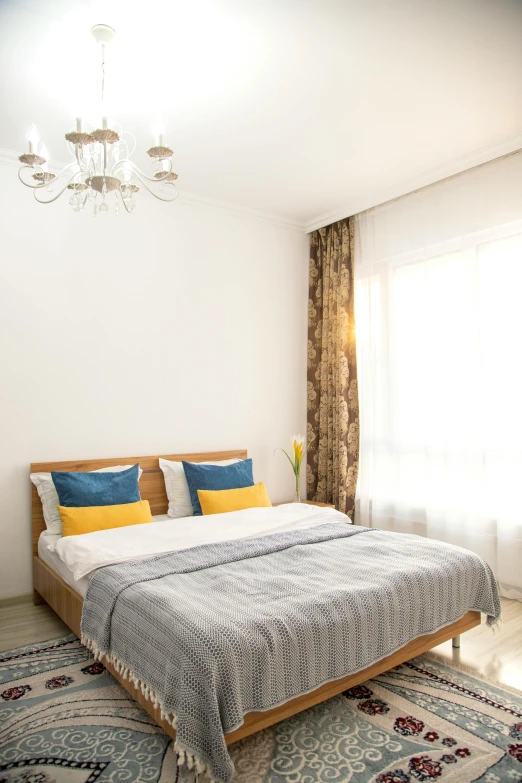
[182,459,254,516]
[52,464,141,508]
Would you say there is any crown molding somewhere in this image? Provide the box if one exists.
[304,129,522,233]
[177,190,306,232]
[0,148,24,167]
[7,128,521,235]
[0,147,307,233]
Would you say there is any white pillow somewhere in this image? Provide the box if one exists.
[159,458,240,518]
[31,465,143,536]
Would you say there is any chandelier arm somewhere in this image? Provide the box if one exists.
[123,168,178,202]
[111,157,173,183]
[18,165,54,189]
[152,157,172,182]
[18,162,78,190]
[70,169,90,187]
[38,166,90,204]
[35,163,86,204]
[18,165,42,188]
[34,178,74,204]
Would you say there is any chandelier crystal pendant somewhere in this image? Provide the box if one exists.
[17,24,178,215]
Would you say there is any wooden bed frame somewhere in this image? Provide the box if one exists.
[31,450,481,746]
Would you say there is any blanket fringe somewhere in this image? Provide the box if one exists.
[175,740,219,782]
[81,634,221,783]
[487,614,503,632]
[81,635,179,729]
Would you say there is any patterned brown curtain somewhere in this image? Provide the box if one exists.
[306,217,359,517]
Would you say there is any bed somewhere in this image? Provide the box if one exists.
[31,450,498,783]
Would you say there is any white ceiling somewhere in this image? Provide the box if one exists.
[1,0,522,232]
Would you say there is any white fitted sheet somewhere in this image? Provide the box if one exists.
[37,514,172,598]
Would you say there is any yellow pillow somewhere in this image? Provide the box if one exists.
[198,482,272,515]
[57,499,153,537]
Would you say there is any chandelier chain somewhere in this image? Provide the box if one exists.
[101,43,106,104]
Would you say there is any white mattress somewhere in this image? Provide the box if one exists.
[37,514,171,598]
[38,533,91,597]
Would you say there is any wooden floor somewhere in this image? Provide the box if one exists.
[0,595,70,651]
[1,596,521,691]
[430,596,522,691]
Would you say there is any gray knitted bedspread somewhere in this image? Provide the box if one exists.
[81,521,501,783]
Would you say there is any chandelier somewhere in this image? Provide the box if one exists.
[17,24,178,216]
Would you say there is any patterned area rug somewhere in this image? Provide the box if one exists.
[1,635,521,783]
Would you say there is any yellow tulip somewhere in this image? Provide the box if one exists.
[291,435,305,469]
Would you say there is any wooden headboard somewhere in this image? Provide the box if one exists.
[30,449,247,557]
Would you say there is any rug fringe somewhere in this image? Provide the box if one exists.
[81,635,221,783]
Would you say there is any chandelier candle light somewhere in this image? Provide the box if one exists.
[17,25,178,215]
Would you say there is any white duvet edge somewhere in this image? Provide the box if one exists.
[44,505,347,582]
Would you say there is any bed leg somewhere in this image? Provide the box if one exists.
[452,635,461,649]
[33,589,45,606]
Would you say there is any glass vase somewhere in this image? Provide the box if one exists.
[294,473,301,503]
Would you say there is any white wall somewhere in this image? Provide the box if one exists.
[0,164,309,599]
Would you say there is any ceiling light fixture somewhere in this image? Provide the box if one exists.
[17,24,178,216]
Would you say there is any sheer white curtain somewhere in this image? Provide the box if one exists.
[354,152,522,600]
